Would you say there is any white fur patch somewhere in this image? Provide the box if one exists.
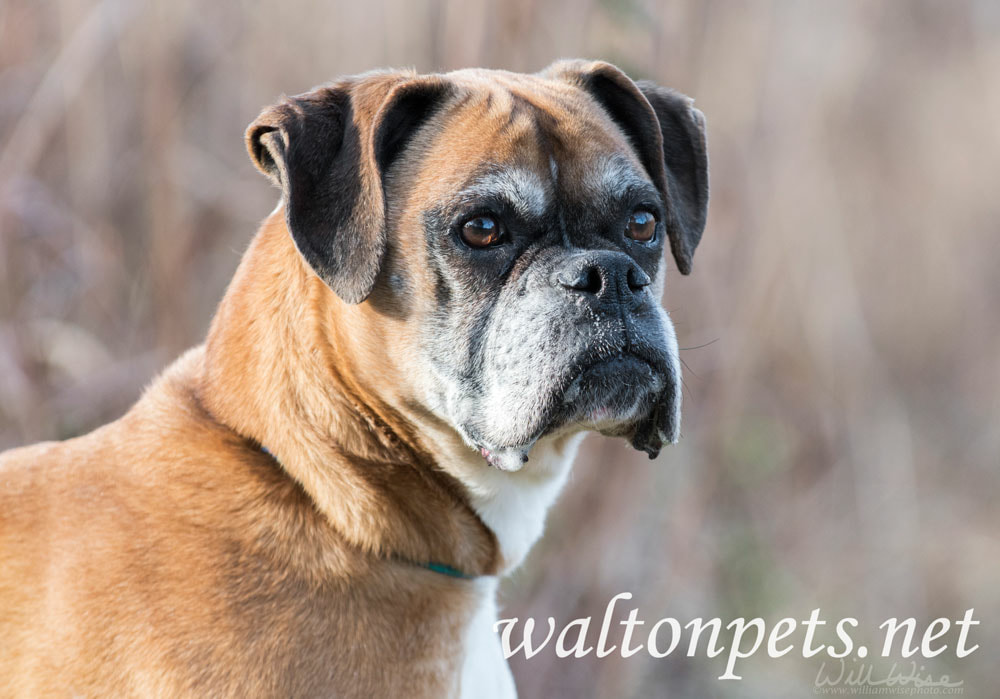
[465,433,584,571]
[459,578,516,699]
[403,408,584,572]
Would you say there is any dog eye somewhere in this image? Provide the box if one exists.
[625,210,657,242]
[460,216,504,248]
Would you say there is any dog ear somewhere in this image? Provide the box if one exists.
[545,60,709,274]
[247,73,451,303]
[634,81,709,275]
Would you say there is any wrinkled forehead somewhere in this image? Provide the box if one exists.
[412,75,658,215]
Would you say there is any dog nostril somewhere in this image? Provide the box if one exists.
[582,266,603,293]
[557,265,604,294]
[628,266,651,292]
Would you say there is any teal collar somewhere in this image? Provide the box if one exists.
[257,442,476,580]
[421,561,476,579]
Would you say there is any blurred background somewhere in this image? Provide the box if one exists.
[1,0,998,696]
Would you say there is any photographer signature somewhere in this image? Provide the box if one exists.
[814,659,963,688]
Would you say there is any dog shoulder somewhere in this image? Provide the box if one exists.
[0,347,270,692]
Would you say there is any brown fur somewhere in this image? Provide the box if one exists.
[0,213,498,697]
[0,62,707,696]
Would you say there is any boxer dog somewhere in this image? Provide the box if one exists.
[0,60,708,697]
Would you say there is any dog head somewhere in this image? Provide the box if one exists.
[247,61,708,471]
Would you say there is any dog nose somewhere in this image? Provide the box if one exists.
[554,252,651,305]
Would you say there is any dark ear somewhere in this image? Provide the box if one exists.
[635,81,709,274]
[545,60,709,274]
[246,73,451,303]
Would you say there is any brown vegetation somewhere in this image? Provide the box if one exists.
[2,1,997,695]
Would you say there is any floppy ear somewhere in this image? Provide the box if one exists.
[545,60,709,274]
[246,72,452,303]
[635,81,709,274]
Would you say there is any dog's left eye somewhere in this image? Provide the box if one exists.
[460,216,505,248]
[625,210,657,242]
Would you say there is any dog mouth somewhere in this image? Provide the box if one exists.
[556,350,680,459]
[470,348,677,470]
[558,353,663,427]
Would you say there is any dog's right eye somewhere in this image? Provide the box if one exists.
[460,216,504,248]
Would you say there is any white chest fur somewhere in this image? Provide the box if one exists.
[460,577,516,699]
[453,434,585,698]
[464,433,584,571]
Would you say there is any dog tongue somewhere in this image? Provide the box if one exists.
[480,446,529,471]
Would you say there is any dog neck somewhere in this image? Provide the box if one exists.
[203,209,580,575]
[405,412,585,572]
[201,211,500,578]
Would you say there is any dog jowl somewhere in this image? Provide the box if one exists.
[247,61,709,472]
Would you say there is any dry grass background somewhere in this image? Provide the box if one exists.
[1,0,998,696]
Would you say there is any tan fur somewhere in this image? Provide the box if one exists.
[0,63,687,697]
[0,212,500,696]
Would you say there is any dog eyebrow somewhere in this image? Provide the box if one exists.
[587,155,652,192]
[457,167,550,219]
[584,155,662,211]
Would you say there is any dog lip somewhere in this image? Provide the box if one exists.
[577,351,655,375]
[462,344,673,460]
[551,347,670,432]
[563,349,663,391]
